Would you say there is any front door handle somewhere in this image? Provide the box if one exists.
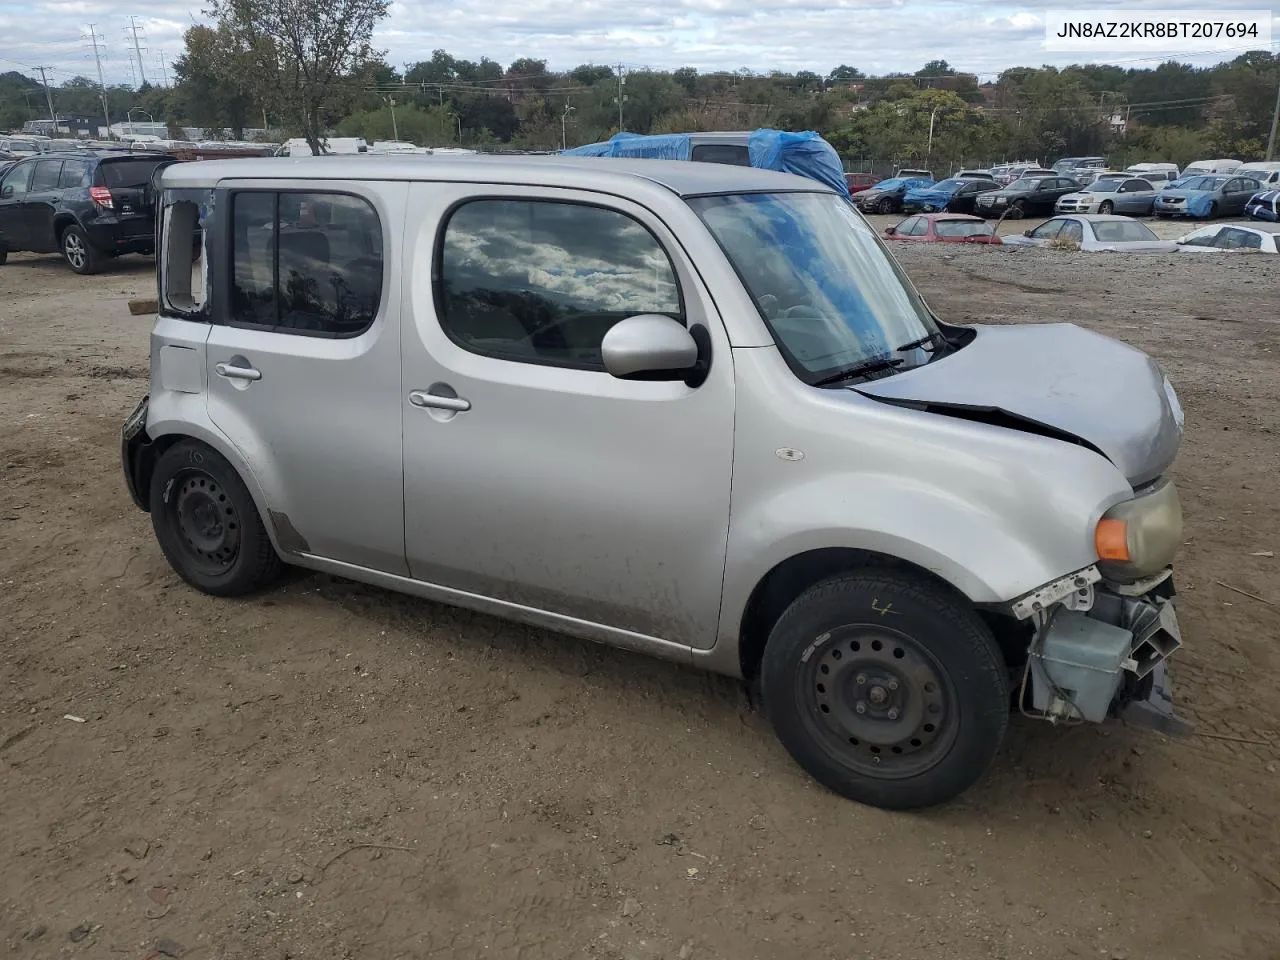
[215,362,262,382]
[408,390,470,412]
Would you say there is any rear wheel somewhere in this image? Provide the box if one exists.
[761,571,1010,810]
[60,225,101,275]
[149,440,282,596]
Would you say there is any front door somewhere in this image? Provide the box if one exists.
[0,160,34,251]
[204,180,409,574]
[400,184,736,647]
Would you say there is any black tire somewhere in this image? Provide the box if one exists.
[0,247,7,265]
[1205,202,1217,220]
[1005,201,1025,220]
[1156,212,1171,219]
[876,197,894,214]
[60,224,101,275]
[149,440,282,596]
[1098,201,1114,214]
[761,571,1009,810]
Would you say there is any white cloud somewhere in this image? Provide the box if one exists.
[1,0,1273,89]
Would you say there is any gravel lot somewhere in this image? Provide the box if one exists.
[2,230,1279,960]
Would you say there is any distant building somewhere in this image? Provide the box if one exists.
[109,121,168,139]
[22,116,99,137]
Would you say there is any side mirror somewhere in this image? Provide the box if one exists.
[1023,229,1033,237]
[0,185,11,200]
[884,226,896,235]
[601,314,700,382]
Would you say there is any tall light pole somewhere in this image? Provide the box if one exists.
[386,96,399,141]
[127,108,154,136]
[561,102,575,150]
[926,107,939,161]
[615,64,627,132]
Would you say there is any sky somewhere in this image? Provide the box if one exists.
[0,0,1276,89]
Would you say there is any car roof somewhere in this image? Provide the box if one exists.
[1054,214,1141,222]
[159,154,836,197]
[1219,221,1280,234]
[917,213,984,221]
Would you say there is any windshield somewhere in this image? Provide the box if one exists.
[1006,178,1041,191]
[690,192,937,383]
[931,178,967,192]
[1092,220,1159,242]
[1179,176,1227,191]
[1088,179,1124,193]
[934,219,994,238]
[101,159,169,187]
[874,178,908,191]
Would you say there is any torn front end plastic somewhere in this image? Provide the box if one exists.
[1013,566,1191,735]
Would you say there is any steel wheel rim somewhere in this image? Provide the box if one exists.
[796,625,959,780]
[64,233,85,269]
[170,471,240,575]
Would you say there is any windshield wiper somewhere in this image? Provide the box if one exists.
[897,330,947,353]
[812,355,904,387]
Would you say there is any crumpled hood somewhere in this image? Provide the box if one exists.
[854,323,1182,486]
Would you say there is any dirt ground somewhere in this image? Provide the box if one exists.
[3,228,1280,960]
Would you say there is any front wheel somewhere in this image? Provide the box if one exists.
[1098,200,1114,214]
[1004,201,1025,220]
[761,571,1010,810]
[876,197,894,214]
[61,225,101,275]
[149,440,282,596]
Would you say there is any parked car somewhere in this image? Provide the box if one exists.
[990,162,1042,185]
[0,151,176,272]
[844,171,882,192]
[1122,163,1180,186]
[274,136,368,156]
[0,135,49,157]
[854,176,935,214]
[953,169,994,180]
[1051,156,1107,179]
[1234,161,1280,188]
[974,175,1081,219]
[1174,221,1280,253]
[1055,176,1159,216]
[1003,214,1176,252]
[883,213,1002,244]
[121,155,1189,811]
[894,167,933,180]
[1153,174,1262,219]
[902,177,1002,214]
[1181,158,1240,176]
[1245,189,1280,222]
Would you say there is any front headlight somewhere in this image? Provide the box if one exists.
[1095,478,1183,581]
[1163,376,1185,430]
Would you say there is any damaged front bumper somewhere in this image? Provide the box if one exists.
[1013,565,1193,736]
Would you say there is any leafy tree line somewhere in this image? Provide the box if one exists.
[4,20,1276,170]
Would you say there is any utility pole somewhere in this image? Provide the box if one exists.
[85,24,111,136]
[615,64,627,132]
[386,97,399,141]
[1267,73,1280,161]
[155,50,170,88]
[128,16,148,87]
[35,66,56,123]
[561,102,575,150]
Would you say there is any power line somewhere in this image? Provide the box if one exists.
[35,66,57,121]
[128,16,148,87]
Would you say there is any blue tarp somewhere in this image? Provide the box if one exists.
[562,128,852,199]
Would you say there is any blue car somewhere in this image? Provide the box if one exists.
[1153,174,1263,219]
[854,177,935,215]
[902,177,1001,215]
[1246,189,1280,222]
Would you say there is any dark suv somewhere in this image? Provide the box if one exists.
[0,151,175,273]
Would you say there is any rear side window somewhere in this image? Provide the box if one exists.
[229,191,383,337]
[101,159,167,187]
[58,160,91,188]
[30,160,62,191]
[437,198,682,370]
[691,144,751,166]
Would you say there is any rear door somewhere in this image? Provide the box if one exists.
[203,180,409,574]
[98,157,172,232]
[20,159,62,251]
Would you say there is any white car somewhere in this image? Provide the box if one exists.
[1003,214,1177,252]
[1174,222,1280,253]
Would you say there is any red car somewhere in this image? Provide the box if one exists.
[845,172,882,192]
[883,213,1003,244]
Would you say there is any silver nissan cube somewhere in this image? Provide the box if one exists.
[123,155,1188,810]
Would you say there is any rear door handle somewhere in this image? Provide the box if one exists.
[408,390,470,412]
[215,362,262,382]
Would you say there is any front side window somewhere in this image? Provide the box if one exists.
[1059,220,1084,243]
[1030,219,1064,240]
[230,191,383,337]
[437,199,682,370]
[934,219,994,239]
[690,191,938,383]
[0,160,34,198]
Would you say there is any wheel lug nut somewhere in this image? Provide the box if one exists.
[856,674,867,685]
[887,679,899,691]
[887,708,899,720]
[855,702,867,714]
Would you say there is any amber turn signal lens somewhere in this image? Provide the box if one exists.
[1095,518,1130,561]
